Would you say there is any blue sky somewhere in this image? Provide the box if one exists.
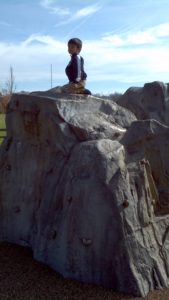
[0,0,169,94]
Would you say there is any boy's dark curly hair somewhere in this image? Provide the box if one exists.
[68,38,82,51]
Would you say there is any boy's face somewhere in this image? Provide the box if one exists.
[68,43,80,55]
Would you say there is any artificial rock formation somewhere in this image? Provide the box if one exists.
[0,83,169,297]
[117,81,169,125]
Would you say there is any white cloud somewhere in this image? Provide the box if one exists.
[56,3,102,38]
[40,0,70,16]
[40,1,103,28]
[1,25,169,93]
[0,21,11,27]
[0,35,67,91]
[21,34,65,49]
[153,22,169,37]
[103,22,169,46]
[73,3,102,19]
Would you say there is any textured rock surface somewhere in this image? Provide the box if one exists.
[117,81,169,125]
[0,88,169,297]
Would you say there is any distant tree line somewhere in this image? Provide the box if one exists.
[0,66,122,113]
[93,92,122,102]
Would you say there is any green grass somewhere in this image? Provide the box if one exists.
[0,114,6,144]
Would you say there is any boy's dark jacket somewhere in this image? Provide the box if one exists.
[65,53,87,83]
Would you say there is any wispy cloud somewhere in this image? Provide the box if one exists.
[54,3,102,29]
[1,22,169,93]
[0,21,11,27]
[39,0,103,37]
[103,22,169,46]
[73,3,102,19]
[0,35,67,90]
[40,0,102,19]
[21,34,65,49]
[40,0,70,16]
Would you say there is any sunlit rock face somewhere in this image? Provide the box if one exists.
[117,81,169,124]
[0,86,169,297]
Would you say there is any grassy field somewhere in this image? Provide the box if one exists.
[0,113,6,144]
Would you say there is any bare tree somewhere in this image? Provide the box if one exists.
[0,66,16,112]
[5,65,16,95]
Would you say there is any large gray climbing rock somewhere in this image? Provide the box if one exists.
[117,81,169,125]
[0,89,169,297]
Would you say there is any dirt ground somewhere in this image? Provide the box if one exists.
[0,242,168,300]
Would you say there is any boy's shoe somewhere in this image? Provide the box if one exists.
[81,89,92,95]
[72,88,92,96]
